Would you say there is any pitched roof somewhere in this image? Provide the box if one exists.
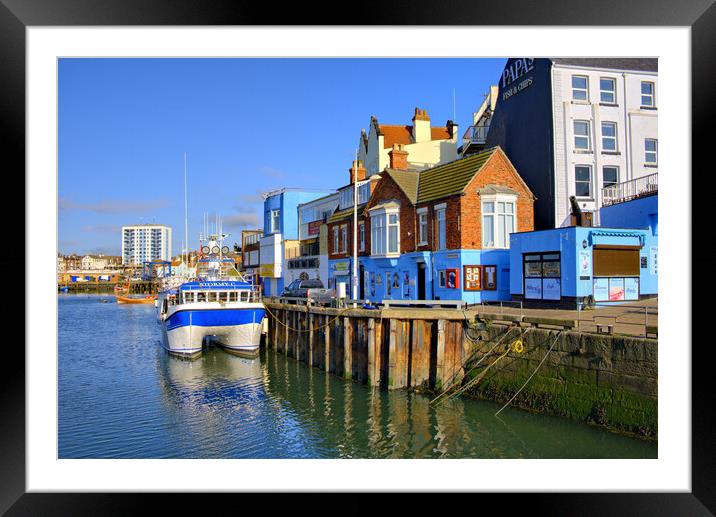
[383,168,420,204]
[417,147,498,203]
[378,123,453,149]
[327,203,367,224]
[550,58,658,72]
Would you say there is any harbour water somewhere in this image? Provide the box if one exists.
[59,295,657,459]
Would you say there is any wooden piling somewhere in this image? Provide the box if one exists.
[308,312,314,367]
[435,319,446,390]
[324,315,331,373]
[367,318,378,387]
[343,317,352,380]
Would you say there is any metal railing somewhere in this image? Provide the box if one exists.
[577,302,658,337]
[461,125,489,148]
[602,173,658,207]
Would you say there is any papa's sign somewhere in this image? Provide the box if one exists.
[501,58,535,88]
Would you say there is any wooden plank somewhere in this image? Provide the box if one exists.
[435,319,446,391]
[344,316,353,380]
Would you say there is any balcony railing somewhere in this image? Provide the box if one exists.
[461,125,490,148]
[602,173,658,207]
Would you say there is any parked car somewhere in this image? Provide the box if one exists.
[281,278,333,302]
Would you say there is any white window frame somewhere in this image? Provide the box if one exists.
[602,166,620,189]
[599,77,616,104]
[645,138,658,165]
[574,165,593,199]
[574,120,591,151]
[417,207,428,246]
[270,209,281,234]
[571,75,589,102]
[340,225,348,254]
[481,195,517,249]
[359,221,365,252]
[641,81,655,107]
[332,227,339,253]
[369,205,400,258]
[435,203,447,251]
[601,121,617,152]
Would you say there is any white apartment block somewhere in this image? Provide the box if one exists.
[551,59,658,226]
[121,224,172,265]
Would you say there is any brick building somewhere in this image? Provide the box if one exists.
[325,159,381,297]
[342,145,535,303]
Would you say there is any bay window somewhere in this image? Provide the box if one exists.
[369,205,400,257]
[482,197,516,249]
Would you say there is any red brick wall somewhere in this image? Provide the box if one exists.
[364,173,417,253]
[327,218,368,259]
[459,149,535,249]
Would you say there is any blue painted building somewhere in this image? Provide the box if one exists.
[328,147,536,304]
[509,189,658,307]
[259,188,333,296]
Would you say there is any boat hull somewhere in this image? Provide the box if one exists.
[161,305,265,358]
[116,294,156,304]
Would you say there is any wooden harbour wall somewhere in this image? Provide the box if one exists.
[264,302,658,437]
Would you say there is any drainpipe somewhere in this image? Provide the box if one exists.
[622,72,632,182]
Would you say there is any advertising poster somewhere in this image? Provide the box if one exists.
[484,265,497,290]
[524,278,542,299]
[463,265,481,291]
[446,268,458,289]
[386,273,392,296]
[609,278,625,301]
[403,271,410,298]
[593,278,609,301]
[624,277,639,300]
[649,246,658,275]
[543,278,561,300]
[579,250,591,279]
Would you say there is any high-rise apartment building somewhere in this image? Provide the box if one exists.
[121,224,172,265]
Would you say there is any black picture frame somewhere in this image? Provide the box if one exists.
[2,0,708,514]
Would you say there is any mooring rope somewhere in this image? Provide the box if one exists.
[494,330,563,417]
[430,326,517,406]
[262,303,355,333]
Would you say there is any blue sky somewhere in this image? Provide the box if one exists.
[58,58,506,256]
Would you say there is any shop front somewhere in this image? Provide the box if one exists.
[509,226,657,308]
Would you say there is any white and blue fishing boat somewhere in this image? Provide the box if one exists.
[157,225,265,359]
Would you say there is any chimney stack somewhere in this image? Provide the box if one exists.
[389,144,409,170]
[349,159,366,183]
[411,107,431,142]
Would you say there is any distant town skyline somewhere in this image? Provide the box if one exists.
[58,57,506,255]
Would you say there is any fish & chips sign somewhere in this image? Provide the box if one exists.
[502,58,535,101]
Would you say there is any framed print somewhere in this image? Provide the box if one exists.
[463,265,482,291]
[6,0,710,513]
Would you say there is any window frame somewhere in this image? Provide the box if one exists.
[369,205,400,258]
[481,195,517,249]
[641,81,655,107]
[599,77,616,104]
[602,166,620,189]
[359,221,365,252]
[435,204,447,251]
[574,164,594,199]
[601,121,618,152]
[571,75,589,102]
[332,227,339,254]
[340,225,348,254]
[417,207,428,246]
[573,120,591,151]
[645,138,658,165]
[270,209,281,234]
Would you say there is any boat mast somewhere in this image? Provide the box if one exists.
[184,152,189,267]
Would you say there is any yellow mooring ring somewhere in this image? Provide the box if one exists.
[512,339,524,353]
